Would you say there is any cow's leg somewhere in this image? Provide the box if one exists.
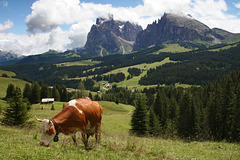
[82,132,89,150]
[71,132,77,146]
[95,122,101,145]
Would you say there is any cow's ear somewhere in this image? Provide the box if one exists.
[47,121,56,135]
[48,125,56,135]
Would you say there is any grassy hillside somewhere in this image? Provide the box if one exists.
[94,57,177,90]
[0,100,240,159]
[56,59,101,67]
[0,77,30,99]
[158,44,192,53]
[0,69,16,77]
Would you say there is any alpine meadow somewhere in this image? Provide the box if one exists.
[1,6,240,160]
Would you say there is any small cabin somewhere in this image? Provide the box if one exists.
[41,98,54,104]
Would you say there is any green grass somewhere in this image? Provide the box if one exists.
[0,77,30,99]
[56,59,101,67]
[0,100,240,159]
[153,44,192,54]
[209,43,238,52]
[0,69,16,77]
[96,57,177,90]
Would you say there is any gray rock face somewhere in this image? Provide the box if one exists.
[133,13,239,51]
[0,50,19,63]
[83,15,142,57]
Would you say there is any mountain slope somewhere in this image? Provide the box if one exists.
[133,13,240,51]
[0,50,20,64]
[82,15,142,57]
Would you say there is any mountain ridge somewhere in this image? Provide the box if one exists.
[133,12,240,51]
[82,14,142,57]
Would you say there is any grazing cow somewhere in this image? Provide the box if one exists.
[35,98,103,149]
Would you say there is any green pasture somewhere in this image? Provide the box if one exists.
[96,57,176,90]
[0,100,240,159]
[0,69,16,77]
[154,44,192,54]
[0,77,30,99]
[56,59,101,67]
[209,43,238,52]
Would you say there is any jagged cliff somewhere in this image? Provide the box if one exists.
[83,15,142,57]
[133,13,240,51]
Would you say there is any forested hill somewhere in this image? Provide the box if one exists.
[1,42,240,87]
[140,42,240,85]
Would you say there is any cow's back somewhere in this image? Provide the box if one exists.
[75,98,102,126]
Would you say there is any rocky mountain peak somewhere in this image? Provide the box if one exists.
[0,50,19,63]
[83,15,142,57]
[133,12,215,51]
[96,14,114,25]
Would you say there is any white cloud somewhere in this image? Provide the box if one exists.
[234,2,240,9]
[25,0,81,33]
[1,0,240,55]
[0,20,13,33]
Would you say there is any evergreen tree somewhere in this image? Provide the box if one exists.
[51,104,55,110]
[31,82,41,104]
[88,92,93,100]
[41,84,49,98]
[148,107,161,136]
[78,81,86,98]
[153,89,169,130]
[61,85,68,102]
[5,83,15,99]
[52,86,60,101]
[178,91,196,139]
[207,80,224,141]
[2,87,30,126]
[131,95,148,135]
[23,83,32,101]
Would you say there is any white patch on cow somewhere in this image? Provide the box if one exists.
[68,99,77,107]
[68,99,83,114]
[40,119,55,146]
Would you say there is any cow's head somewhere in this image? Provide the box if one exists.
[35,116,56,147]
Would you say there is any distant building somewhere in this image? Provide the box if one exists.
[41,98,54,104]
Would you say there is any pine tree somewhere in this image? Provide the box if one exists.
[178,91,196,139]
[52,86,60,101]
[2,87,30,126]
[60,85,68,102]
[51,104,55,110]
[5,83,15,99]
[31,82,41,104]
[153,89,169,131]
[88,92,93,100]
[78,81,86,98]
[207,80,224,141]
[148,107,161,136]
[41,84,49,98]
[23,83,32,101]
[131,95,148,136]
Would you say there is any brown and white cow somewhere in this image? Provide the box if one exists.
[35,98,103,149]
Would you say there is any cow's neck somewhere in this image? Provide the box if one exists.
[51,107,76,134]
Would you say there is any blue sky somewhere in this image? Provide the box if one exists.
[0,0,144,34]
[0,0,240,55]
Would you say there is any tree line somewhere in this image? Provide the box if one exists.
[131,70,240,142]
[5,80,92,105]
